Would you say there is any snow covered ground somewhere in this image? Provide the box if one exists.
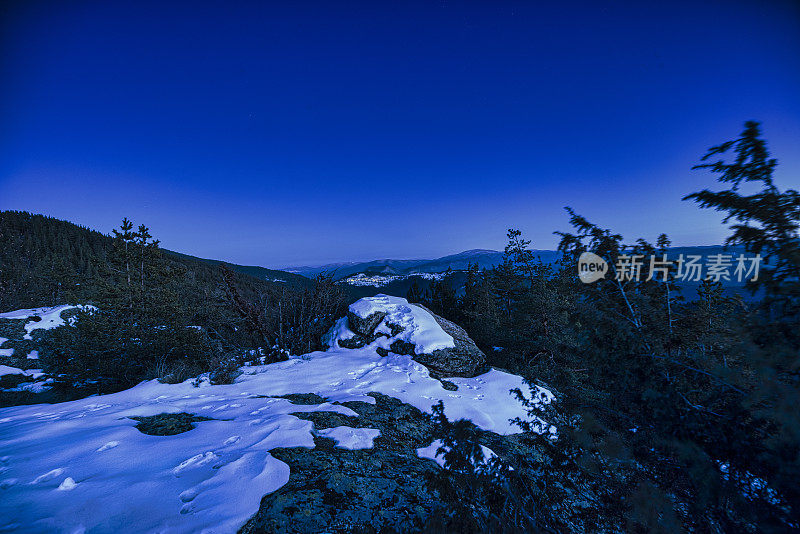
[0,296,554,533]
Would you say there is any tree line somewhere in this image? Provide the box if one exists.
[0,210,346,392]
[413,122,799,532]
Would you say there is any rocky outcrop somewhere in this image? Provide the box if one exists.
[331,298,487,379]
[346,309,386,337]
[412,305,487,379]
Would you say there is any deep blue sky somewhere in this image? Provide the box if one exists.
[2,1,799,267]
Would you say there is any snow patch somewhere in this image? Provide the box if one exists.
[14,379,54,393]
[320,317,355,348]
[317,426,381,450]
[417,439,500,469]
[0,337,12,357]
[57,477,78,491]
[0,305,97,340]
[0,365,25,377]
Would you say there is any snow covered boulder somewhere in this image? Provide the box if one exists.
[412,304,487,379]
[325,295,486,378]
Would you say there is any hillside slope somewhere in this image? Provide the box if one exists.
[0,211,310,312]
[0,296,555,533]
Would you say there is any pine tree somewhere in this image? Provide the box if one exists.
[134,224,155,292]
[111,218,135,306]
[685,120,800,319]
[406,280,424,303]
[423,269,459,319]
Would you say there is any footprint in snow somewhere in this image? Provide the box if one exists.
[97,441,119,452]
[223,435,241,446]
[173,452,218,475]
[179,487,199,503]
[0,478,18,489]
[31,468,65,484]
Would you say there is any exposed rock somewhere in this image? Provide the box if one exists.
[130,413,213,436]
[346,310,386,337]
[241,393,441,534]
[439,379,458,391]
[411,305,487,379]
[337,332,379,350]
[389,339,415,356]
[384,321,405,337]
[275,393,329,405]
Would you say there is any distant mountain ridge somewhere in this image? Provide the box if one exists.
[286,248,563,279]
[285,250,501,279]
[287,244,751,289]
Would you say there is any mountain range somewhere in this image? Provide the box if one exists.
[285,249,559,279]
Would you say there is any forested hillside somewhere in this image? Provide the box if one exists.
[0,212,347,394]
[0,211,309,313]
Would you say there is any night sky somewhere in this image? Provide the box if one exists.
[2,1,799,267]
